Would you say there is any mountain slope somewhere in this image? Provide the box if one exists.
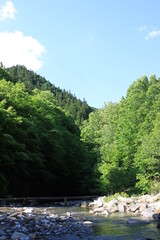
[6,65,94,126]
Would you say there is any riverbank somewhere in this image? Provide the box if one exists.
[88,193,160,226]
[0,194,160,239]
[0,205,96,239]
[0,204,158,240]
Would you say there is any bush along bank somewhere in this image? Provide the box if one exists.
[88,193,160,227]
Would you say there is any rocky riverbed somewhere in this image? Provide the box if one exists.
[0,204,98,240]
[88,193,160,227]
[0,195,160,240]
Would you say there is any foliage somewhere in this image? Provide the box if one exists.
[1,64,160,197]
[0,75,95,196]
[6,65,94,126]
[81,75,160,195]
[103,192,129,203]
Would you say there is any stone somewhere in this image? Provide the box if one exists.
[129,203,140,212]
[23,207,33,213]
[105,199,118,211]
[142,208,154,218]
[139,195,154,203]
[152,213,160,221]
[94,199,103,207]
[139,203,147,212]
[156,222,160,228]
[101,210,109,216]
[126,218,150,225]
[93,207,104,213]
[11,231,29,240]
[83,221,93,225]
[66,212,71,217]
[153,193,160,202]
[108,206,118,213]
[89,210,94,214]
[118,203,126,212]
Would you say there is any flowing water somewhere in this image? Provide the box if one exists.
[0,203,160,239]
[52,205,160,239]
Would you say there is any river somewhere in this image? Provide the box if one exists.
[0,202,159,239]
[57,206,159,239]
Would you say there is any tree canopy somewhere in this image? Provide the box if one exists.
[1,65,160,197]
[81,75,160,195]
[0,72,96,196]
[6,65,94,126]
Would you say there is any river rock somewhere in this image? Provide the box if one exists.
[152,213,160,221]
[105,199,118,213]
[153,193,160,202]
[83,221,93,225]
[94,199,103,208]
[93,207,104,213]
[23,207,33,214]
[142,208,154,218]
[118,203,126,212]
[139,203,147,212]
[11,231,29,240]
[101,209,109,216]
[126,218,150,225]
[129,202,140,212]
[139,195,154,203]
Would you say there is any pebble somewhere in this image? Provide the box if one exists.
[0,206,94,239]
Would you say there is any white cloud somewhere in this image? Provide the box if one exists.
[0,31,46,70]
[146,30,160,40]
[0,1,17,21]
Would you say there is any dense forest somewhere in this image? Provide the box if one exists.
[0,65,160,197]
[6,65,94,127]
[0,67,97,196]
[81,75,160,195]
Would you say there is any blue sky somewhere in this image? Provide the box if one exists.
[1,0,160,108]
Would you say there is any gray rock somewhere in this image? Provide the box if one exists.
[129,202,140,212]
[126,218,150,225]
[118,203,126,212]
[83,221,93,225]
[11,231,30,240]
[142,208,154,218]
[152,213,160,221]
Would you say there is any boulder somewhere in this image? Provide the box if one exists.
[152,213,160,221]
[83,221,93,225]
[11,231,29,240]
[141,208,154,218]
[118,203,126,212]
[149,202,160,212]
[153,193,160,202]
[126,218,150,225]
[129,202,140,212]
[139,195,154,203]
[139,203,147,212]
[105,199,118,208]
[93,207,104,213]
[108,206,118,213]
[93,198,104,207]
[101,209,109,216]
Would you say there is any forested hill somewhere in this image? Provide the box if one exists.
[81,75,160,195]
[1,64,160,198]
[6,65,94,126]
[0,67,97,197]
